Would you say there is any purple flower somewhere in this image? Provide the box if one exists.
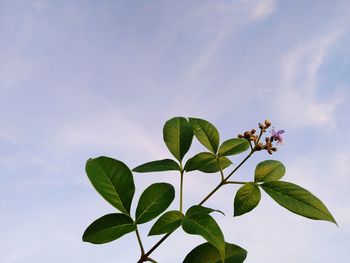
[271,128,285,144]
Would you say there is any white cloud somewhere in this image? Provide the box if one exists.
[167,0,277,117]
[249,0,277,21]
[2,1,350,262]
[276,31,343,128]
[186,0,277,83]
[53,109,165,159]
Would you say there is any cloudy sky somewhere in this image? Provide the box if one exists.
[1,0,349,262]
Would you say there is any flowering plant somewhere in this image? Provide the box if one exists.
[82,117,336,262]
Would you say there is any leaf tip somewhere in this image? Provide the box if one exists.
[330,217,338,227]
[233,211,242,217]
[82,232,89,243]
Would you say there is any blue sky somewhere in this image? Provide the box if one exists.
[1,0,350,262]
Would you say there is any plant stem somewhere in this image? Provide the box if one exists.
[199,151,253,205]
[198,181,224,205]
[137,151,254,262]
[256,128,264,144]
[217,157,224,181]
[248,140,254,150]
[180,169,184,213]
[137,232,173,263]
[135,226,145,256]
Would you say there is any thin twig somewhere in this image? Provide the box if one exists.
[135,227,145,256]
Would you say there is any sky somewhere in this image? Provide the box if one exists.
[1,0,350,262]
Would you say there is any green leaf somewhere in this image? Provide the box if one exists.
[185,152,232,173]
[186,205,225,217]
[185,152,215,172]
[183,242,247,263]
[189,118,220,153]
[85,157,135,214]
[135,183,175,224]
[218,139,250,157]
[82,213,135,244]
[133,159,180,173]
[254,160,286,182]
[148,210,184,236]
[199,156,232,173]
[234,183,261,217]
[163,117,194,162]
[182,214,225,262]
[261,181,337,224]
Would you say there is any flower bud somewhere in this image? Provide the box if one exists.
[251,129,256,134]
[259,123,265,129]
[265,120,271,128]
[255,142,263,151]
[265,137,270,142]
[238,134,244,138]
[244,131,251,139]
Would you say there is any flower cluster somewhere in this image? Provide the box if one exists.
[238,120,284,154]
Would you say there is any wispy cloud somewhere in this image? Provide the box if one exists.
[249,0,277,21]
[276,31,344,127]
[1,1,349,262]
[185,0,277,83]
[53,109,165,159]
[168,0,278,117]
